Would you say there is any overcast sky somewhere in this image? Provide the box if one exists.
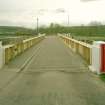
[0,0,105,27]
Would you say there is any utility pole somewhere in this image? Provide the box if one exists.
[68,15,70,26]
[37,17,39,35]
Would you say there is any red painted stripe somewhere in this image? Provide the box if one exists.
[101,44,105,72]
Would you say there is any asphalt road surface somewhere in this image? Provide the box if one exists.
[0,36,105,105]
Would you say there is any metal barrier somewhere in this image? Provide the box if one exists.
[58,34,92,65]
[4,35,45,64]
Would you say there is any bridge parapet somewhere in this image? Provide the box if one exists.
[58,34,105,74]
[0,34,45,69]
[58,34,92,65]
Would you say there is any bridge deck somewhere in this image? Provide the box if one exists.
[0,36,105,105]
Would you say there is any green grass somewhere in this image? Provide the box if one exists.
[100,74,105,81]
[1,25,105,44]
[39,25,105,37]
[0,26,38,45]
[72,36,105,44]
[0,26,36,36]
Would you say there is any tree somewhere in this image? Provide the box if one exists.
[88,21,102,26]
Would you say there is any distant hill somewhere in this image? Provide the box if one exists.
[39,24,105,36]
[0,26,36,36]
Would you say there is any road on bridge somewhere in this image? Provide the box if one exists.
[0,36,105,105]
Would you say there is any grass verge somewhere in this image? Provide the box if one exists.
[100,74,105,81]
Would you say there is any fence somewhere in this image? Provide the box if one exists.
[1,35,45,65]
[58,34,92,65]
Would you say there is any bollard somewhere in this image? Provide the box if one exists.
[89,41,105,74]
[0,42,5,69]
[100,44,105,73]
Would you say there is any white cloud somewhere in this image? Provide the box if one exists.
[0,0,105,27]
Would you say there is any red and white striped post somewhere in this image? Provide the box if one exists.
[100,44,105,73]
[90,41,105,74]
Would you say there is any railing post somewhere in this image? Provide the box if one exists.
[0,42,5,69]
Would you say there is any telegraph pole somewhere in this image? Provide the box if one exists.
[37,17,39,35]
[68,15,70,26]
